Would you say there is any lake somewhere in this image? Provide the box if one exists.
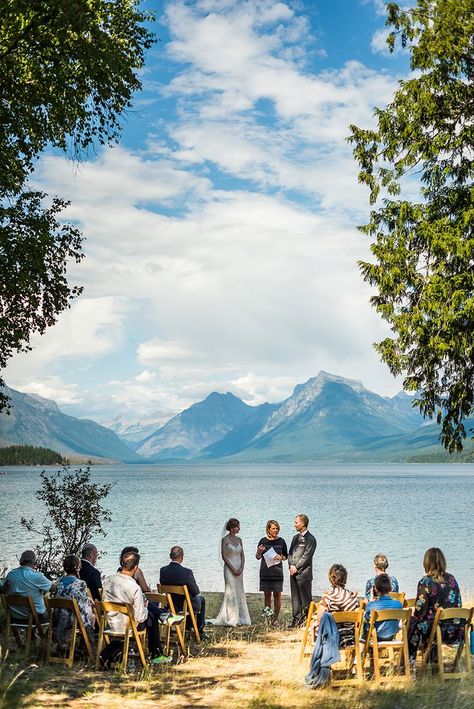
[1,463,473,598]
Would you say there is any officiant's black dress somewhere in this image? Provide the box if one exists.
[257,536,288,592]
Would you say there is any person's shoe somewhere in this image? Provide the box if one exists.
[166,614,184,626]
[151,654,173,665]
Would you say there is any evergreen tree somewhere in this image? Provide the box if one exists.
[349,0,474,451]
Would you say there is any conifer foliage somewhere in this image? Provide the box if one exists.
[349,0,474,451]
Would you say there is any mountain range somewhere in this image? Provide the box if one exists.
[0,385,142,463]
[1,372,472,463]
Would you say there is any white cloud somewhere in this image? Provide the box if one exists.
[5,1,407,422]
[16,377,83,406]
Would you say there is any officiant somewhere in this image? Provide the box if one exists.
[255,520,288,625]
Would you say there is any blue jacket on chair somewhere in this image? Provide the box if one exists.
[304,612,340,688]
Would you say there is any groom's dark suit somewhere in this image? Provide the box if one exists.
[160,561,205,632]
[288,530,317,624]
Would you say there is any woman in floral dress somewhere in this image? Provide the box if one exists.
[54,554,95,648]
[408,547,462,660]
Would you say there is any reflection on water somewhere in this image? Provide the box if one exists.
[2,463,474,596]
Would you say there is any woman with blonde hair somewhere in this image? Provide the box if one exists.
[408,547,462,660]
[256,520,288,624]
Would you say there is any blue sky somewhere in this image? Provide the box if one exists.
[5,0,412,425]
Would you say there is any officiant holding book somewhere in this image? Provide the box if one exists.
[255,520,288,625]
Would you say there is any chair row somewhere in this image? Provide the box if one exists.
[300,601,473,686]
[1,581,201,671]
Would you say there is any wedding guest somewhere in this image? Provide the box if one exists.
[365,553,399,600]
[363,573,403,641]
[312,563,358,646]
[3,550,55,622]
[118,546,151,593]
[256,520,288,624]
[103,550,168,664]
[160,546,206,633]
[80,543,102,601]
[408,547,462,661]
[54,554,94,647]
[288,514,317,627]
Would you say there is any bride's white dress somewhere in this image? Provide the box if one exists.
[211,539,251,626]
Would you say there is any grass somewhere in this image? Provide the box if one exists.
[1,592,473,708]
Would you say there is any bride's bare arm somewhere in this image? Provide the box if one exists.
[237,539,245,575]
[221,536,238,575]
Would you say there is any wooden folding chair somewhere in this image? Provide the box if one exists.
[146,591,188,657]
[420,607,473,681]
[299,600,318,662]
[157,583,201,642]
[404,598,416,608]
[389,592,406,604]
[330,610,365,687]
[362,608,412,684]
[95,600,147,671]
[1,594,49,659]
[45,597,94,668]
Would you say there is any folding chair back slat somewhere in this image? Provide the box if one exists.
[45,596,94,668]
[388,592,406,604]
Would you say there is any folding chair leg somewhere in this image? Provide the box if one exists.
[436,626,444,680]
[122,633,130,671]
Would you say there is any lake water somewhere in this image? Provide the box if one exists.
[1,463,473,598]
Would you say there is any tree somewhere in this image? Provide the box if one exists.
[0,1,155,409]
[349,0,474,452]
[21,466,114,577]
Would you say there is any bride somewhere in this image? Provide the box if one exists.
[210,517,251,626]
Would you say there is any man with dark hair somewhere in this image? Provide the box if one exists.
[288,513,317,627]
[103,551,169,664]
[3,550,56,621]
[80,543,102,601]
[160,546,206,634]
[364,573,403,641]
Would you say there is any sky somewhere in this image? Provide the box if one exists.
[5,0,413,426]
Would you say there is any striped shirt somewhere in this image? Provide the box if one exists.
[315,587,359,646]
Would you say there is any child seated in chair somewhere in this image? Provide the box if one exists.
[363,573,403,642]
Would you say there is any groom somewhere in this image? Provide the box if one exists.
[288,513,317,627]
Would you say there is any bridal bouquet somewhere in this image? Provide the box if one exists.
[261,605,274,619]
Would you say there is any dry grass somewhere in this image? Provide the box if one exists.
[1,592,473,709]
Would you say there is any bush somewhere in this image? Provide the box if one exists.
[20,466,114,577]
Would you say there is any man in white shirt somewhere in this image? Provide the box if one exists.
[102,550,165,662]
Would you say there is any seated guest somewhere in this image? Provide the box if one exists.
[408,547,462,661]
[54,554,94,648]
[3,550,56,622]
[365,554,399,600]
[103,550,169,664]
[118,546,151,593]
[80,543,102,601]
[160,546,206,634]
[363,573,403,641]
[312,564,358,646]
